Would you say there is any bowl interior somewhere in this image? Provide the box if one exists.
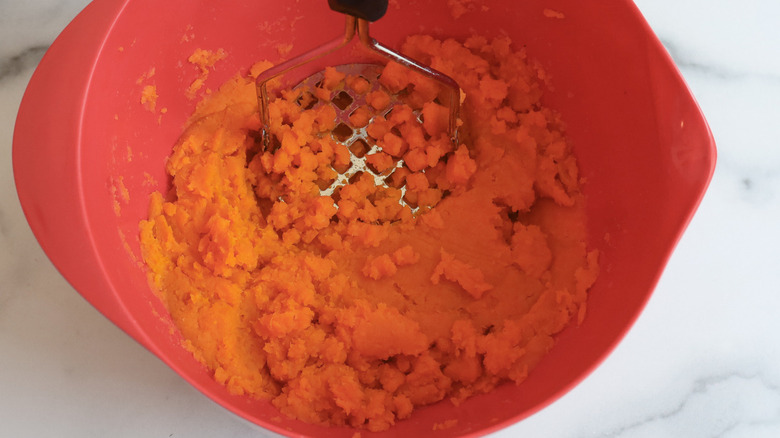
[30,0,715,435]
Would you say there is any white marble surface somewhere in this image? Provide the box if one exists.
[2,0,779,437]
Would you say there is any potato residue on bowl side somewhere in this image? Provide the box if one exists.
[139,34,599,431]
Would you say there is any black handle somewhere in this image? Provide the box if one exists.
[328,0,388,22]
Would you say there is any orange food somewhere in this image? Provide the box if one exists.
[348,106,371,128]
[186,48,227,98]
[322,66,346,90]
[366,89,391,111]
[346,75,371,95]
[365,151,395,174]
[140,85,158,112]
[543,8,566,19]
[140,34,599,432]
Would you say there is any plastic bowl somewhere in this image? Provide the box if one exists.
[13,0,715,436]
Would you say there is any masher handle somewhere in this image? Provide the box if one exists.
[328,0,388,22]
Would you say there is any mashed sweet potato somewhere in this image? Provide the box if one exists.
[140,34,598,431]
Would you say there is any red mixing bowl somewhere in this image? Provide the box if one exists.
[12,0,715,436]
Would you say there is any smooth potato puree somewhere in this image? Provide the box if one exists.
[140,34,599,431]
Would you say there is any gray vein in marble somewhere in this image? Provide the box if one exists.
[713,418,780,438]
[736,173,779,206]
[593,372,780,438]
[720,164,780,205]
[0,45,48,82]
[661,39,780,84]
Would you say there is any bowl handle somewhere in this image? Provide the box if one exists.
[12,0,149,345]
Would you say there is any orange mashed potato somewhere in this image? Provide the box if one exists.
[140,34,598,431]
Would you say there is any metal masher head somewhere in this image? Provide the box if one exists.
[255,0,461,209]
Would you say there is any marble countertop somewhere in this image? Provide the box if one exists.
[2,1,779,437]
